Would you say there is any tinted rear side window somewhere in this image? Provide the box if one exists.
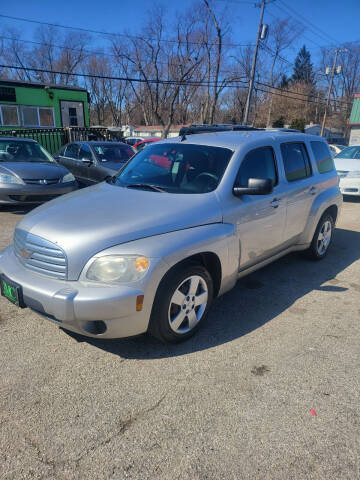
[281,143,312,182]
[65,143,80,159]
[310,141,334,173]
[236,147,277,187]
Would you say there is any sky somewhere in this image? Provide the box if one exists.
[1,0,359,69]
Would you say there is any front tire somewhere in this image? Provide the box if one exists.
[149,264,213,343]
[305,213,335,260]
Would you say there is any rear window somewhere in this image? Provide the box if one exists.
[281,142,312,182]
[310,141,334,174]
[93,143,134,162]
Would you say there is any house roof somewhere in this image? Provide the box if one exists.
[133,125,189,132]
[0,78,89,93]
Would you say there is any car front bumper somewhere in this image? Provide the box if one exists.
[0,246,167,339]
[0,181,78,204]
[339,177,360,196]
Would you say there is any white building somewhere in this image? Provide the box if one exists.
[132,125,187,138]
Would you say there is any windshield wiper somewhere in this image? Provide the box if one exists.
[126,183,165,193]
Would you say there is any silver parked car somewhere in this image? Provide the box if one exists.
[0,131,342,343]
[0,137,77,205]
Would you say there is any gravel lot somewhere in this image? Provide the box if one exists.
[1,198,359,480]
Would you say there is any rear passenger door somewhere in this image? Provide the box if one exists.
[57,143,80,177]
[77,143,97,185]
[280,142,316,241]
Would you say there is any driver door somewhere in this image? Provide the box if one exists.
[224,146,287,270]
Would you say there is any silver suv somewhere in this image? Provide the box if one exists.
[0,131,342,343]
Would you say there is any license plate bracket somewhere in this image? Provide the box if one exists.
[0,274,26,308]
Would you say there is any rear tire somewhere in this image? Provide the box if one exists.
[305,213,334,260]
[149,264,213,343]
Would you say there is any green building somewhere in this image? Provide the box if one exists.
[0,79,90,130]
[349,94,360,145]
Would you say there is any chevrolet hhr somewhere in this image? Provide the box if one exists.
[0,130,342,343]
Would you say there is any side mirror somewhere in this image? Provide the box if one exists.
[233,178,273,196]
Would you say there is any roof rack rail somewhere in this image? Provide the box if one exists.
[179,124,263,136]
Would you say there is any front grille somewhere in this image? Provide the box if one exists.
[23,178,60,185]
[14,229,67,280]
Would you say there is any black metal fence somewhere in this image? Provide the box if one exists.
[0,127,119,154]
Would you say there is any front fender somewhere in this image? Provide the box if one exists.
[95,223,238,296]
[299,185,342,245]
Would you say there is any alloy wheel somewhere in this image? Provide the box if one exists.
[317,220,332,255]
[168,275,208,334]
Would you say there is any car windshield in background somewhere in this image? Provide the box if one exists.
[335,146,360,159]
[114,143,233,194]
[93,143,134,163]
[0,140,54,163]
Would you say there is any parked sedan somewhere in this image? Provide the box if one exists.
[0,137,77,205]
[329,144,346,158]
[334,144,360,196]
[55,141,135,186]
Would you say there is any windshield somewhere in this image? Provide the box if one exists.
[93,143,134,163]
[0,140,54,163]
[114,143,233,194]
[335,146,360,159]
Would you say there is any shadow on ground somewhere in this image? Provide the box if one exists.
[0,204,37,215]
[64,227,360,359]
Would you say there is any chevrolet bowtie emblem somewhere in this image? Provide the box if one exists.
[20,248,31,259]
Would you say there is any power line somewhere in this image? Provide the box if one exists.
[278,0,340,46]
[255,86,349,109]
[0,14,254,49]
[256,79,353,107]
[0,64,249,88]
[0,34,226,75]
[1,63,352,109]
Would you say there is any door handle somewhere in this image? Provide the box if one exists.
[309,187,317,195]
[270,198,281,208]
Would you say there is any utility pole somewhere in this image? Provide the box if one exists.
[321,48,347,137]
[243,0,273,125]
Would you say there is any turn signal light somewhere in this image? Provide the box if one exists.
[136,295,144,312]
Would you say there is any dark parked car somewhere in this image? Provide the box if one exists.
[54,141,135,185]
[0,137,77,205]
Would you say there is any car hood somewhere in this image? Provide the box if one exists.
[0,161,69,180]
[17,182,223,279]
[334,158,360,172]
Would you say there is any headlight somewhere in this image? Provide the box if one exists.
[61,172,75,183]
[86,255,150,283]
[0,173,23,184]
[345,171,360,178]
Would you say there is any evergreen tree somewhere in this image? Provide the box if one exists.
[292,45,315,84]
[272,116,285,128]
[279,74,289,89]
[290,118,306,132]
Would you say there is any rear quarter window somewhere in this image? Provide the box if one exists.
[281,142,312,182]
[310,141,334,174]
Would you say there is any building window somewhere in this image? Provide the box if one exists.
[0,87,16,102]
[69,107,78,126]
[39,108,54,127]
[21,106,55,127]
[22,106,39,127]
[0,105,20,126]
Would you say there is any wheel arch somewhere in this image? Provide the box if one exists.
[159,252,222,299]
